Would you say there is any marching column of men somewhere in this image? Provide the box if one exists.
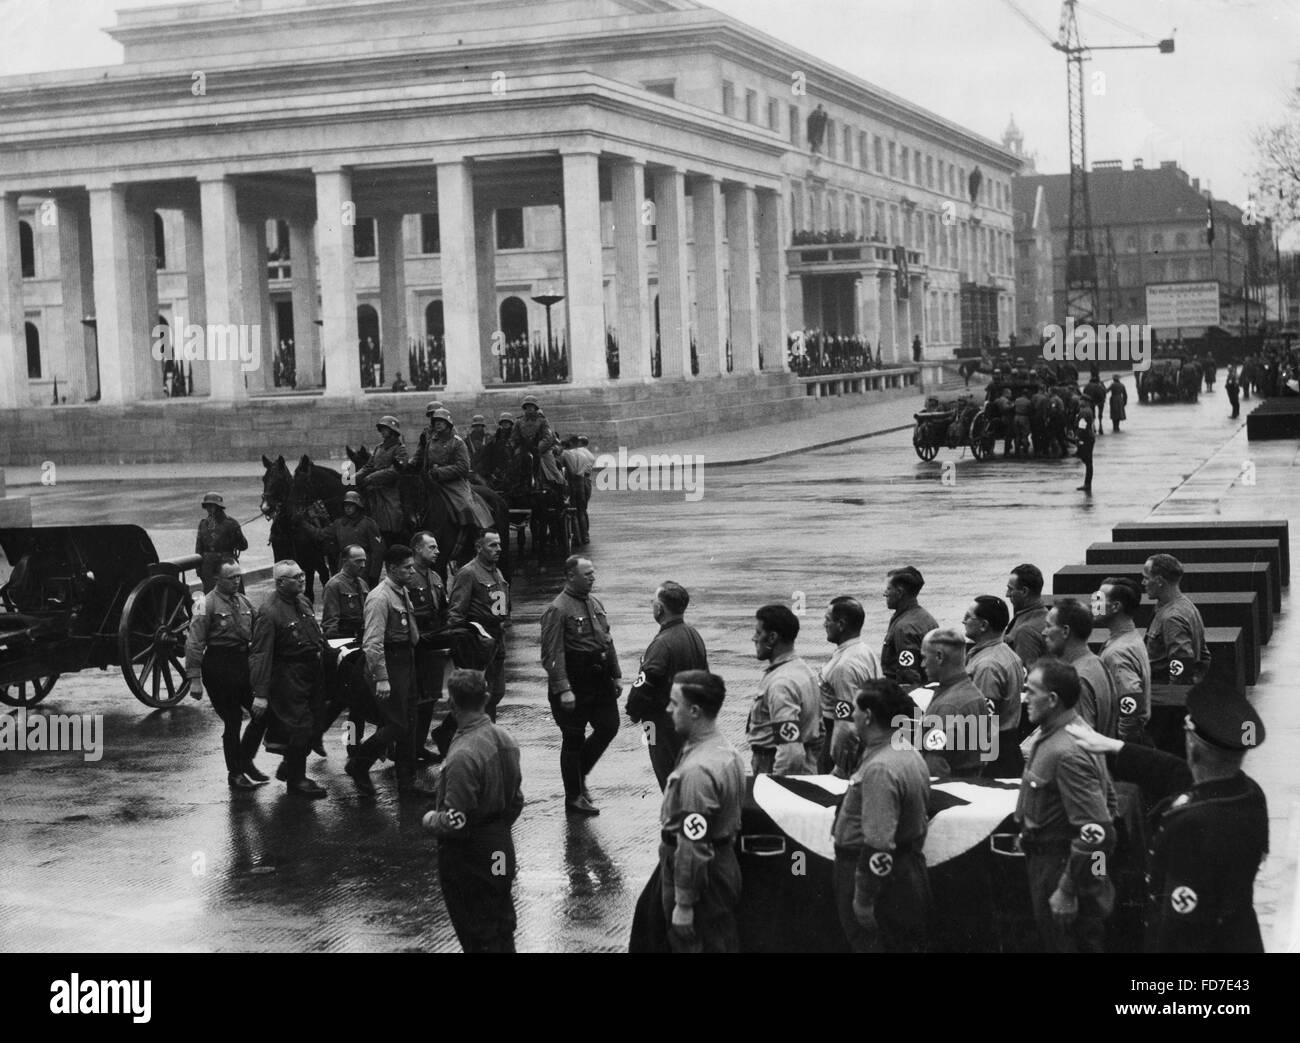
[188,535,1263,954]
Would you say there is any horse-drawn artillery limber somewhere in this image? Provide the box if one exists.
[912,395,995,461]
[0,525,201,709]
[1138,354,1201,403]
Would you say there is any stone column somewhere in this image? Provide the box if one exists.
[198,177,249,400]
[756,188,787,373]
[126,204,162,399]
[0,194,25,408]
[435,159,483,391]
[691,175,726,377]
[561,151,607,387]
[878,273,898,364]
[288,219,319,388]
[314,168,362,397]
[180,206,210,396]
[56,196,98,403]
[859,274,880,349]
[610,157,650,382]
[473,202,498,383]
[88,184,147,405]
[376,212,409,386]
[725,183,758,374]
[652,166,690,380]
[239,216,272,391]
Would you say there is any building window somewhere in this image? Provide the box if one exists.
[19,220,35,278]
[900,146,909,181]
[914,152,922,185]
[353,217,377,258]
[826,120,836,159]
[875,201,886,239]
[889,204,899,242]
[768,98,780,130]
[25,321,40,379]
[644,80,676,98]
[500,296,528,342]
[722,80,735,117]
[859,131,868,169]
[790,105,800,146]
[888,142,897,177]
[925,155,934,188]
[496,208,525,250]
[745,89,758,123]
[874,136,884,173]
[420,213,440,254]
[154,212,166,270]
[1174,231,1188,249]
[843,126,853,163]
[1125,233,1139,253]
[425,300,445,339]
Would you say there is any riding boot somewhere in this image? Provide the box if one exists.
[560,750,583,801]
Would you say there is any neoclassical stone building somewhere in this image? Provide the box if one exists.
[0,0,1017,453]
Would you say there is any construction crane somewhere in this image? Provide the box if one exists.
[1001,0,1174,325]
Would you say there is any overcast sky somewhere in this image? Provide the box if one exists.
[3,0,1297,233]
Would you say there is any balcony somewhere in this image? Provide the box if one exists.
[788,230,925,275]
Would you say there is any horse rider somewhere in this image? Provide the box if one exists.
[196,491,248,593]
[511,395,561,483]
[412,407,486,567]
[354,415,410,549]
[466,415,491,479]
[484,412,516,491]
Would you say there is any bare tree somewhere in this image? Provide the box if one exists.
[1252,88,1300,231]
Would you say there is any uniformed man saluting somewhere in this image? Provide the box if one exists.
[423,668,524,954]
[1067,684,1268,952]
[747,604,821,776]
[1016,657,1117,952]
[880,566,938,688]
[832,679,932,953]
[249,560,328,797]
[540,555,622,814]
[659,670,746,953]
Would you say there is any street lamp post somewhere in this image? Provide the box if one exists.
[531,293,566,357]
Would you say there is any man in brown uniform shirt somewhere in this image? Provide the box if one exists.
[1142,554,1211,685]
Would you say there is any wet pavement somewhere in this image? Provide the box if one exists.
[3,386,1297,952]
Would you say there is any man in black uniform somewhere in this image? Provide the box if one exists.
[880,566,937,688]
[186,558,267,789]
[423,669,524,953]
[1075,399,1096,494]
[1225,364,1241,419]
[540,555,622,815]
[1068,684,1268,952]
[625,581,709,790]
[249,560,328,797]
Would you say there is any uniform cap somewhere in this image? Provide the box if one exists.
[1186,684,1265,752]
[376,415,401,434]
[424,400,443,416]
[431,408,453,424]
[342,491,364,508]
[201,491,224,507]
[521,395,540,408]
[498,412,515,423]
[470,415,486,426]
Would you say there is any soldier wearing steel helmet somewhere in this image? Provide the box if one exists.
[410,407,483,563]
[1068,684,1268,952]
[195,491,248,593]
[306,490,385,587]
[483,412,516,491]
[465,414,490,479]
[354,415,410,547]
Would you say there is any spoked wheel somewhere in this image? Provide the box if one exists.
[969,415,995,461]
[0,674,58,708]
[913,430,940,461]
[118,575,194,709]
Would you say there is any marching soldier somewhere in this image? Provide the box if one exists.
[625,581,709,790]
[1141,554,1211,685]
[186,557,267,789]
[408,531,450,765]
[442,530,511,754]
[747,604,821,776]
[249,560,328,797]
[659,671,746,953]
[1067,684,1268,952]
[880,566,937,688]
[833,679,931,953]
[1016,657,1117,952]
[354,415,410,548]
[540,555,622,815]
[423,669,525,954]
[195,491,247,593]
[346,545,430,797]
[317,543,371,751]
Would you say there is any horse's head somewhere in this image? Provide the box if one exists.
[345,444,371,468]
[260,454,291,518]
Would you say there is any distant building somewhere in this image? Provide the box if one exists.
[1017,160,1277,335]
[1012,180,1054,345]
